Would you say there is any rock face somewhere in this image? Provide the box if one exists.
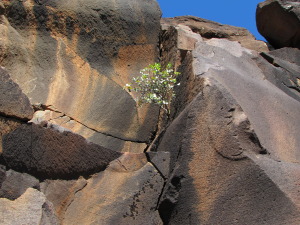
[2,123,122,179]
[0,0,161,147]
[0,0,300,224]
[157,18,300,224]
[257,0,300,49]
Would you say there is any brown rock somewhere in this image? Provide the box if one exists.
[0,0,161,142]
[2,123,122,179]
[63,153,164,225]
[0,188,59,225]
[40,177,87,223]
[0,68,33,121]
[256,0,300,49]
[157,33,300,224]
[161,16,269,52]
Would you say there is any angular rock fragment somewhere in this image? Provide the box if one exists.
[0,68,33,120]
[257,0,300,49]
[0,169,40,200]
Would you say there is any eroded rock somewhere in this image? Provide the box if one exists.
[256,0,300,49]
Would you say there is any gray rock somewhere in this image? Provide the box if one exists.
[146,151,171,179]
[0,68,33,120]
[256,0,300,49]
[0,188,59,225]
[0,169,40,200]
[2,123,122,179]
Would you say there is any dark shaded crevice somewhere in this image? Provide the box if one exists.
[0,111,31,123]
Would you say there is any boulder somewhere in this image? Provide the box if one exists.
[0,188,59,225]
[2,123,122,179]
[63,153,165,225]
[0,169,40,200]
[256,0,300,49]
[156,25,300,224]
[255,47,300,102]
[161,16,269,52]
[0,0,161,143]
[0,67,33,120]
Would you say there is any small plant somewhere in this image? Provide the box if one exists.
[125,63,180,117]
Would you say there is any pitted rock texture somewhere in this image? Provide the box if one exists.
[0,0,161,143]
[256,0,300,49]
[161,16,269,52]
[0,67,33,120]
[2,123,122,179]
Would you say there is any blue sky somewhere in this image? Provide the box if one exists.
[156,0,265,41]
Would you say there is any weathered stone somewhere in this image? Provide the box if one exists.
[161,16,269,52]
[146,151,170,179]
[157,34,300,224]
[40,177,87,223]
[30,110,147,153]
[256,47,300,102]
[2,123,122,179]
[0,68,33,120]
[63,153,164,225]
[0,169,40,200]
[256,0,300,49]
[0,188,59,225]
[0,0,161,142]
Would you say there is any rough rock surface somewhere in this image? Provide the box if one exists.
[63,153,165,225]
[257,0,300,49]
[0,0,161,143]
[2,123,122,179]
[0,188,59,225]
[161,16,269,52]
[0,67,33,120]
[0,169,40,200]
[30,109,147,153]
[156,22,300,224]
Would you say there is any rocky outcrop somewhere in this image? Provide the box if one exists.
[0,0,161,146]
[156,19,300,224]
[256,0,300,49]
[2,123,122,179]
[161,16,269,52]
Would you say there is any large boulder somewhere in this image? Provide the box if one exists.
[0,0,161,144]
[2,123,122,179]
[156,23,300,224]
[256,0,300,49]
